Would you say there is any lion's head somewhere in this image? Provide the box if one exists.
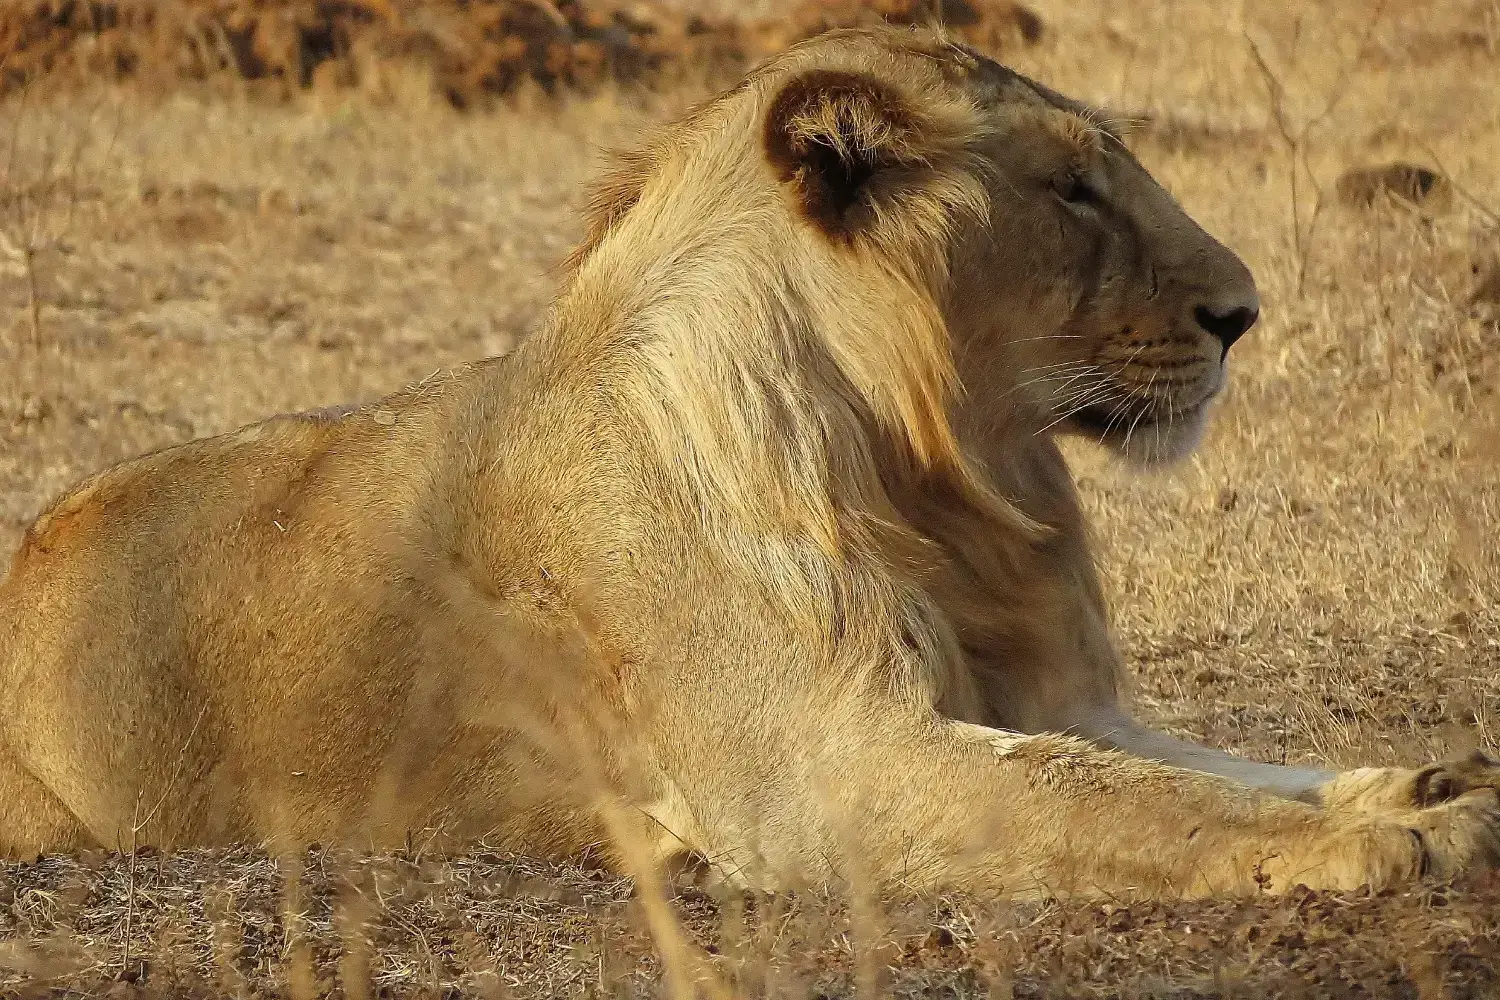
[566,28,1259,490]
[932,48,1260,467]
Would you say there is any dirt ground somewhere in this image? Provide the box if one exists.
[2,0,1500,996]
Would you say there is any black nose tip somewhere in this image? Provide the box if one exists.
[1193,303,1259,353]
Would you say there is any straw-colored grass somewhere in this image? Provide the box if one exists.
[2,0,1498,994]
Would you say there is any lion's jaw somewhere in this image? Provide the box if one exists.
[1068,393,1215,468]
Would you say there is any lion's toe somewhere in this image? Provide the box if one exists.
[1315,750,1500,817]
[1412,751,1500,807]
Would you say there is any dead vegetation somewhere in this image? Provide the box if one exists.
[0,0,1045,105]
[1336,162,1455,213]
[2,0,1500,995]
[4,849,1499,997]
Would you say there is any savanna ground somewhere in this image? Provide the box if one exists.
[3,0,1500,996]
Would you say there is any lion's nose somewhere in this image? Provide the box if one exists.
[1193,300,1260,356]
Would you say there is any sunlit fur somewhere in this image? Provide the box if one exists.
[2,28,1496,896]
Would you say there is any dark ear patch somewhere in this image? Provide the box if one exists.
[764,70,918,241]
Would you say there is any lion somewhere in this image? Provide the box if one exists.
[1,27,1497,899]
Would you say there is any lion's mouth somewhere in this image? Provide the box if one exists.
[1063,392,1218,468]
[1068,400,1174,436]
[1065,382,1220,439]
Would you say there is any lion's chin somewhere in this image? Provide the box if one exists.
[1111,407,1209,469]
[1065,402,1211,470]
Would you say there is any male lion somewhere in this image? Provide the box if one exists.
[2,28,1497,898]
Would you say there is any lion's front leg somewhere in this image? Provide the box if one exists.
[662,697,1498,897]
[939,723,1489,896]
[1065,708,1500,878]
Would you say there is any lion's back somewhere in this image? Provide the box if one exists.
[0,403,439,843]
[6,408,354,586]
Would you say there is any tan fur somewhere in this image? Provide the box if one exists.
[2,29,1497,898]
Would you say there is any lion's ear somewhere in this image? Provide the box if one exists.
[764,69,929,241]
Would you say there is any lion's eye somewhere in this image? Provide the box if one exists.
[1053,171,1098,206]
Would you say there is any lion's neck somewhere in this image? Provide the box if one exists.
[549,183,1037,576]
[529,167,1066,715]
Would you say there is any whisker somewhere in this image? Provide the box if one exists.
[1051,380,1115,413]
[1054,367,1109,396]
[1036,386,1124,435]
[1002,363,1104,400]
[1121,367,1161,451]
[1094,384,1144,448]
[1006,334,1086,345]
[1015,359,1099,377]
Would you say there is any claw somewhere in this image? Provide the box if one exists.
[1409,826,1433,879]
[1413,765,1453,807]
[1410,751,1500,808]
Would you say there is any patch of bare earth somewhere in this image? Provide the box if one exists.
[2,0,1500,995]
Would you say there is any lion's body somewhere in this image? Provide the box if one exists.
[2,28,1496,896]
[1,370,567,852]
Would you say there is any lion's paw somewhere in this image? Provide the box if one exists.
[1313,750,1500,817]
[1296,751,1500,887]
[1404,787,1500,880]
[1282,789,1499,892]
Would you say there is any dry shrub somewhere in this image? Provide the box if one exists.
[1336,162,1455,213]
[1126,113,1271,158]
[0,0,1044,107]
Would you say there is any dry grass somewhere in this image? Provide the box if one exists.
[4,849,1500,997]
[2,0,1500,995]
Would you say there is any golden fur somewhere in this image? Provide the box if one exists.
[2,28,1497,897]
